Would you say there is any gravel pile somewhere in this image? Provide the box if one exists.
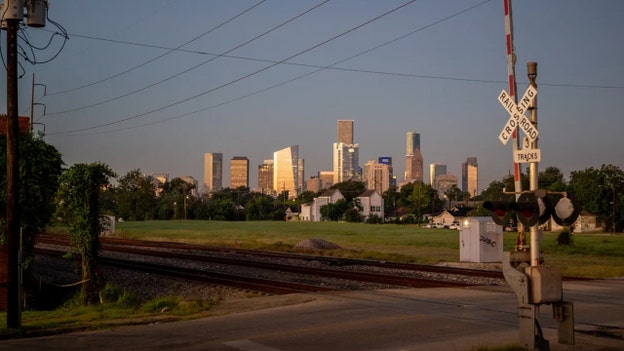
[293,238,341,251]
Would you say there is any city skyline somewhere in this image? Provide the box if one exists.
[3,1,622,192]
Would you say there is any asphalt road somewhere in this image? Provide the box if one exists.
[1,279,623,351]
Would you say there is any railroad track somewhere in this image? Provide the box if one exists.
[36,233,499,294]
[35,247,337,295]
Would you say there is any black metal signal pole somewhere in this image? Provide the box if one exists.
[6,16,22,329]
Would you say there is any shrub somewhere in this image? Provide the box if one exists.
[557,227,573,246]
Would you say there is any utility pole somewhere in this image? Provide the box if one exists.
[5,7,22,331]
[3,0,49,330]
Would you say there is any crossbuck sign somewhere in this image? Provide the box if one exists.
[498,85,538,145]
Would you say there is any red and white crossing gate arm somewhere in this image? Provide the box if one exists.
[504,0,522,197]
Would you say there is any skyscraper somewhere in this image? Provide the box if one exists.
[462,157,478,198]
[404,131,423,182]
[273,145,300,199]
[333,142,359,183]
[203,152,223,193]
[257,160,274,195]
[333,120,359,183]
[337,120,354,144]
[429,163,447,187]
[230,156,249,189]
[363,160,392,194]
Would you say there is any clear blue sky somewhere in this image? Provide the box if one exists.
[2,0,623,191]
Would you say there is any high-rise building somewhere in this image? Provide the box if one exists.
[230,156,249,189]
[333,120,359,183]
[203,152,223,193]
[462,157,478,198]
[337,120,354,144]
[435,173,458,198]
[429,163,447,186]
[273,145,300,199]
[378,156,395,188]
[333,142,360,183]
[404,131,423,182]
[297,158,305,193]
[306,176,322,193]
[363,160,392,194]
[257,160,274,195]
[319,171,334,189]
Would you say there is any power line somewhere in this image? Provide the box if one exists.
[49,0,624,136]
[50,0,419,136]
[45,0,268,96]
[44,0,622,106]
[65,0,503,136]
[45,0,331,116]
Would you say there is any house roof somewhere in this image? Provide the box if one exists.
[432,207,472,217]
[358,189,378,198]
[319,188,339,197]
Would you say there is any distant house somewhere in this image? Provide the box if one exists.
[431,207,471,226]
[300,189,344,222]
[357,189,384,221]
[285,207,300,222]
[545,211,601,233]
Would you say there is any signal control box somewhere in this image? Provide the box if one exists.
[526,266,562,305]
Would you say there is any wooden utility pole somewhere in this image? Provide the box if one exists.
[6,15,22,329]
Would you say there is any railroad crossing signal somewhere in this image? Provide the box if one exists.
[483,191,581,228]
[498,85,538,145]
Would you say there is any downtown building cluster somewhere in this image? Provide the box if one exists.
[199,120,479,200]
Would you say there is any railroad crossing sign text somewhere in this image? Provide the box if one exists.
[498,85,538,145]
[514,148,541,163]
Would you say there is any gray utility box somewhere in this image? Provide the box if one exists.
[459,217,503,263]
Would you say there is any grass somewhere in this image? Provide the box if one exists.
[100,220,624,277]
[4,220,622,337]
[1,285,223,337]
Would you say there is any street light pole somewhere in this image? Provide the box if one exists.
[612,183,616,235]
[184,196,189,220]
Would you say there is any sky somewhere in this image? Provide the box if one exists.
[2,0,623,192]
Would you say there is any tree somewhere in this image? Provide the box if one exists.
[114,169,157,221]
[382,186,399,217]
[444,185,462,202]
[330,180,366,202]
[411,182,432,222]
[155,177,196,220]
[296,191,317,205]
[0,133,63,269]
[538,166,567,191]
[56,162,116,305]
[601,165,624,232]
[479,179,506,201]
[344,198,364,223]
[245,194,275,220]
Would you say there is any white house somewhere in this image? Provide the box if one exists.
[357,189,384,221]
[301,189,344,222]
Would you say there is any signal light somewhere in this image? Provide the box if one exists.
[537,197,551,225]
[513,193,540,227]
[552,196,581,227]
[483,195,514,226]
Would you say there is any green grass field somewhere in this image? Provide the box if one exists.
[104,220,624,278]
